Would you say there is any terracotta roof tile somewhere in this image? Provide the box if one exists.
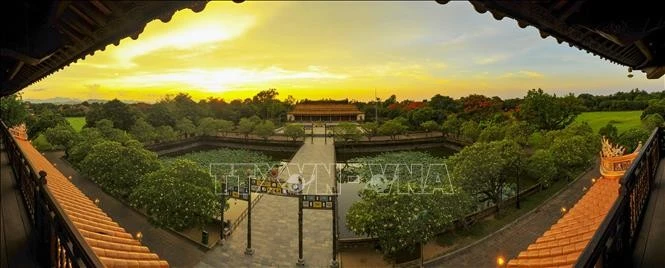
[10,128,168,267]
[507,177,620,267]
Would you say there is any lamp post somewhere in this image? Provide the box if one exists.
[244,171,254,256]
[330,187,339,268]
[297,177,305,266]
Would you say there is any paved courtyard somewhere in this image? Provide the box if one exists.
[197,133,337,267]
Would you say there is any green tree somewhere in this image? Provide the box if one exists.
[284,124,305,141]
[347,184,470,257]
[642,113,664,131]
[27,110,67,139]
[131,159,217,231]
[345,152,472,256]
[641,100,665,119]
[237,117,256,139]
[420,120,439,136]
[0,93,28,127]
[80,141,160,199]
[360,122,380,141]
[598,123,619,142]
[95,119,131,143]
[442,114,463,138]
[478,124,505,142]
[378,119,407,140]
[68,128,105,166]
[460,120,480,142]
[146,102,177,127]
[410,107,435,127]
[504,121,533,146]
[528,131,547,149]
[218,119,234,136]
[617,128,650,152]
[130,118,156,143]
[335,122,362,142]
[155,126,178,143]
[448,140,522,211]
[85,99,138,131]
[176,118,196,138]
[197,117,221,136]
[253,120,275,141]
[44,123,79,151]
[526,149,558,188]
[518,89,582,130]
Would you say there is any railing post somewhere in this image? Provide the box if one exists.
[34,170,51,267]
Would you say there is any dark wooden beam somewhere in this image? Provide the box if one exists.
[9,61,24,80]
[68,5,96,27]
[90,0,112,16]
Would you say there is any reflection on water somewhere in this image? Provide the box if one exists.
[337,182,367,240]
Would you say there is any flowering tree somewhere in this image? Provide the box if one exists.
[347,183,471,257]
[345,152,472,257]
[80,141,160,199]
[130,159,218,231]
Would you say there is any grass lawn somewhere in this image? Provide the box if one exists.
[574,111,642,134]
[66,117,85,132]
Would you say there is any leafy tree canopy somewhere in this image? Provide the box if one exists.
[131,159,218,231]
[80,141,160,199]
[518,88,583,130]
[284,124,305,141]
[0,93,28,127]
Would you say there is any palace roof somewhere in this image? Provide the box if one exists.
[289,103,363,116]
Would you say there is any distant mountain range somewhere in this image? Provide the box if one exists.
[25,97,143,104]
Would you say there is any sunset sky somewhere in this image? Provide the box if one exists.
[23,1,664,102]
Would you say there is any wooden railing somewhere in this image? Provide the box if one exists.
[576,127,663,268]
[1,121,103,267]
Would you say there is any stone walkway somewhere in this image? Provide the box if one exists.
[425,163,601,267]
[632,158,665,267]
[43,152,206,267]
[197,133,336,267]
[1,144,38,268]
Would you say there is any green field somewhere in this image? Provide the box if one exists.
[574,111,642,134]
[66,117,85,132]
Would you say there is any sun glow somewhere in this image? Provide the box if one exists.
[95,67,348,93]
[113,11,256,65]
[21,1,663,102]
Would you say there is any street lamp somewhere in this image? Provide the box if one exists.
[244,169,254,256]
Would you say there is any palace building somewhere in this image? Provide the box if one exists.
[287,103,365,122]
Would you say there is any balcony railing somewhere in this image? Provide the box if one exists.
[576,127,663,267]
[1,121,103,267]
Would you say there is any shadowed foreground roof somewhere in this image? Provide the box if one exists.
[0,1,210,96]
[10,126,168,267]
